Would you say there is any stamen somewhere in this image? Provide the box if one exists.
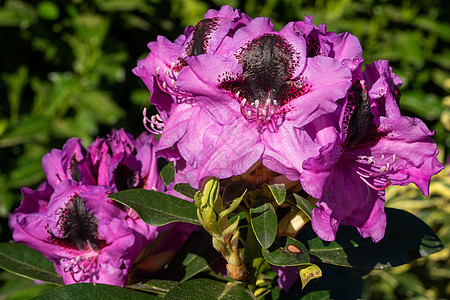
[155,66,193,100]
[353,153,398,192]
[142,108,165,135]
[241,98,247,107]
[359,176,391,191]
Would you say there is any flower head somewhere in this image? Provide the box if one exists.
[136,15,353,187]
[10,128,194,286]
[13,181,140,285]
[300,63,443,242]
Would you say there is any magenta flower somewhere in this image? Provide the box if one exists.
[10,128,193,286]
[12,181,146,286]
[300,63,444,242]
[294,15,363,72]
[138,16,353,187]
[42,128,164,193]
[133,5,251,133]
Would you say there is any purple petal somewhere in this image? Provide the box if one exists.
[184,119,264,186]
[176,54,242,125]
[286,56,352,127]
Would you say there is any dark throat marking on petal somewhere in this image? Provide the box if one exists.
[156,19,222,100]
[174,17,221,72]
[343,81,396,192]
[343,80,374,148]
[218,33,310,132]
[69,154,81,182]
[187,17,220,56]
[306,34,321,57]
[50,195,106,252]
[113,161,139,191]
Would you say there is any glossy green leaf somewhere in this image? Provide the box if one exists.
[299,208,444,270]
[250,202,277,248]
[290,194,315,219]
[173,183,198,199]
[0,243,63,285]
[162,231,221,282]
[0,272,56,300]
[33,283,156,299]
[262,236,309,266]
[128,280,179,294]
[109,189,200,226]
[160,162,175,185]
[163,278,256,300]
[267,183,286,205]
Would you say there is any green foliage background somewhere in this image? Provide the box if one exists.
[0,0,448,298]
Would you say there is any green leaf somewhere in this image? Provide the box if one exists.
[128,280,179,294]
[267,183,286,205]
[162,231,221,282]
[173,183,198,199]
[0,243,63,285]
[33,283,157,299]
[289,194,315,219]
[160,162,175,185]
[109,189,200,226]
[37,1,60,21]
[250,202,277,248]
[0,116,51,148]
[163,279,256,300]
[0,272,56,300]
[262,236,309,266]
[299,208,444,270]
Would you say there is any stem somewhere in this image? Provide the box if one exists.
[244,211,264,292]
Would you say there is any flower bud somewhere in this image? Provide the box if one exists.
[212,237,225,253]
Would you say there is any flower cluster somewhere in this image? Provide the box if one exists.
[10,129,191,286]
[134,6,443,243]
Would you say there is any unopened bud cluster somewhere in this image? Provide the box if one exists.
[194,177,249,281]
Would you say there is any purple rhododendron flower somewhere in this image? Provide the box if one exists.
[135,12,355,187]
[10,128,196,286]
[133,5,251,132]
[300,61,444,242]
[13,181,142,285]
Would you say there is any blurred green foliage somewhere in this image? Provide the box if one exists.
[0,0,448,299]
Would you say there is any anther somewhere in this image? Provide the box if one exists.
[236,91,240,98]
[241,98,247,107]
[392,154,397,162]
